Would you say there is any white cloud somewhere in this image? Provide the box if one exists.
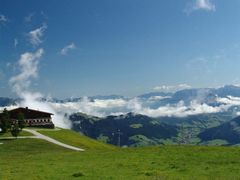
[184,0,216,14]
[50,97,128,117]
[6,62,11,67]
[10,48,44,94]
[14,38,18,47]
[3,94,240,120]
[0,14,8,26]
[60,43,76,55]
[41,11,48,20]
[9,49,71,129]
[217,96,240,106]
[148,96,171,101]
[24,13,35,23]
[8,21,71,129]
[42,96,230,118]
[138,101,225,118]
[28,24,47,46]
[153,84,191,92]
[0,14,7,23]
[194,0,216,11]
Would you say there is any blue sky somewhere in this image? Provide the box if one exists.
[1,0,240,98]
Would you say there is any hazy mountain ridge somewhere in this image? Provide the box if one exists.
[2,85,240,105]
[2,85,240,121]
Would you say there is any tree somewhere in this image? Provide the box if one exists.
[0,108,11,133]
[0,109,23,138]
[11,120,20,138]
[17,112,25,130]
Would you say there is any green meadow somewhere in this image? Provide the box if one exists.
[1,129,240,179]
[0,130,33,138]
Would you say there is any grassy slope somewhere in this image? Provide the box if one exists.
[0,130,33,137]
[37,129,115,150]
[1,129,240,179]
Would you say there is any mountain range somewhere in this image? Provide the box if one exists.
[69,111,237,147]
[2,84,240,105]
[2,84,240,146]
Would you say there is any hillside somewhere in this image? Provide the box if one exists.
[36,128,115,150]
[1,129,240,179]
[69,112,235,146]
[70,112,178,147]
[199,116,240,145]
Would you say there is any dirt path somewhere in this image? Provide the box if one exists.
[20,129,85,151]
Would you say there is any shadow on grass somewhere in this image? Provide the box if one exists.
[0,138,17,141]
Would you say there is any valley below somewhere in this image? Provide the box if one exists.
[70,111,238,147]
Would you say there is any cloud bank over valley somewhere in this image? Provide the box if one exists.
[2,85,240,124]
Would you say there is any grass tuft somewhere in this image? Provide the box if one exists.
[72,172,84,177]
